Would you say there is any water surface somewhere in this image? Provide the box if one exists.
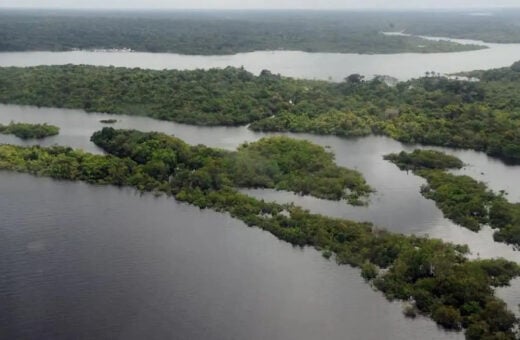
[0,172,462,340]
[1,104,520,339]
[1,37,519,81]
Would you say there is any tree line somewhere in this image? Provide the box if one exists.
[0,12,484,54]
[2,63,520,163]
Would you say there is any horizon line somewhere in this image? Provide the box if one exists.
[1,6,519,11]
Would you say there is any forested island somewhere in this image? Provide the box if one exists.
[385,150,520,247]
[0,128,518,339]
[384,149,464,171]
[99,119,117,124]
[2,62,520,163]
[0,11,487,54]
[393,10,520,44]
[0,122,59,139]
[91,129,373,205]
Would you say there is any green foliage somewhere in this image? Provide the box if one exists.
[384,150,464,171]
[0,144,144,186]
[0,12,485,54]
[3,63,520,163]
[432,305,463,330]
[0,65,291,126]
[0,129,519,338]
[420,171,492,232]
[386,150,520,247]
[251,110,375,137]
[322,250,332,259]
[0,121,59,139]
[361,261,379,281]
[403,304,418,318]
[232,137,372,204]
[90,128,372,203]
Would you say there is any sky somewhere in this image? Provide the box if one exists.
[1,0,519,10]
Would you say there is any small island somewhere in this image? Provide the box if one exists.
[0,122,59,139]
[383,149,464,171]
[90,128,373,205]
[99,119,118,124]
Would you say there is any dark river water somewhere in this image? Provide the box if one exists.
[1,101,519,339]
[0,171,465,340]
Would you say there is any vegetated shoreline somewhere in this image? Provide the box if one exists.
[28,41,486,55]
[385,150,520,249]
[1,62,520,164]
[0,128,518,339]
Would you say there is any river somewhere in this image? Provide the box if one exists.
[0,171,463,340]
[0,36,520,81]
[1,103,520,339]
[1,39,520,338]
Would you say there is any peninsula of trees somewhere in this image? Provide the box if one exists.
[2,62,520,163]
[385,150,520,247]
[0,122,59,139]
[90,129,372,205]
[0,129,518,339]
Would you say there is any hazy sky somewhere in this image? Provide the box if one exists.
[1,0,519,9]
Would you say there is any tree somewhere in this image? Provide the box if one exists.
[345,74,365,84]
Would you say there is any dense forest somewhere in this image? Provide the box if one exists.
[0,122,59,139]
[90,128,372,204]
[394,10,520,44]
[0,66,293,125]
[2,63,520,163]
[0,129,518,339]
[385,150,520,247]
[0,11,486,54]
[384,149,464,171]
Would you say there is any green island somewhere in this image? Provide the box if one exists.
[90,128,372,204]
[0,129,518,338]
[99,119,118,124]
[0,122,59,139]
[385,150,520,248]
[384,149,464,171]
[0,11,486,54]
[2,62,520,163]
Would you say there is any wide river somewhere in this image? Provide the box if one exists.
[0,36,520,81]
[1,103,520,339]
[1,41,520,339]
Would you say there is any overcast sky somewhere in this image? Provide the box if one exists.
[0,0,519,9]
